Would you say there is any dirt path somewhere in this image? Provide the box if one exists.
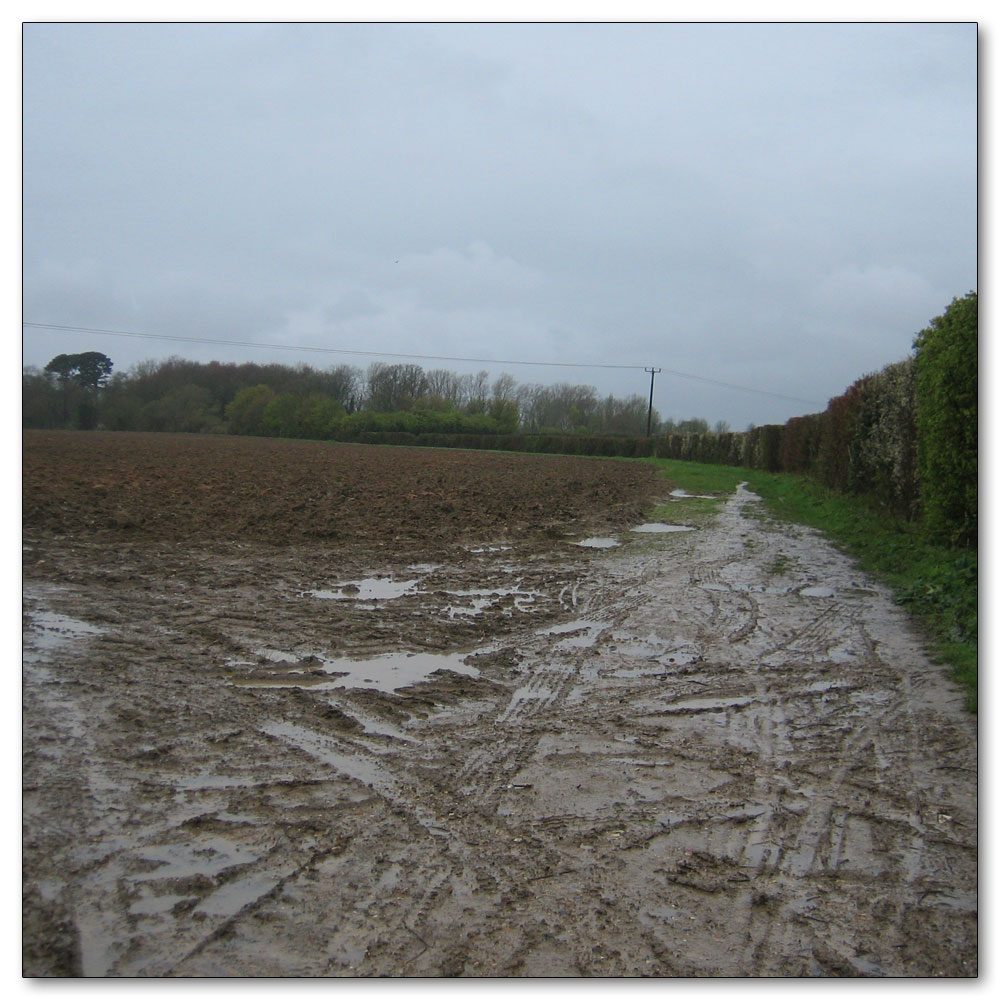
[23,474,977,977]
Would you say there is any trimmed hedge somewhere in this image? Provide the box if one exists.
[914,292,978,546]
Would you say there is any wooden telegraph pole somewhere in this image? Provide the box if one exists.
[645,367,661,437]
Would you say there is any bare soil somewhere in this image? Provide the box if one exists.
[22,431,977,977]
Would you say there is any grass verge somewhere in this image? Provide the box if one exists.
[641,457,750,496]
[746,471,977,711]
[639,458,747,529]
[640,457,978,711]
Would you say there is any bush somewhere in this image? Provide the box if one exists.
[851,359,919,520]
[226,385,276,435]
[913,291,978,546]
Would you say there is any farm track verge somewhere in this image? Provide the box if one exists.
[22,431,977,977]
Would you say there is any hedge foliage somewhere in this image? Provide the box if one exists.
[914,292,978,546]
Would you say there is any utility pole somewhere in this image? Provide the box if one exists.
[645,367,661,437]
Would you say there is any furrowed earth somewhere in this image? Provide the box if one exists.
[22,430,977,977]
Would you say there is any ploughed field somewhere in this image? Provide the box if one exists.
[22,430,977,977]
[22,430,655,551]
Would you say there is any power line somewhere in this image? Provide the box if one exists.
[23,321,642,370]
[22,320,822,406]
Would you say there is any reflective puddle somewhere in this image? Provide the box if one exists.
[255,648,302,664]
[660,695,753,714]
[535,619,609,650]
[131,839,257,882]
[304,571,543,620]
[699,582,793,595]
[631,523,695,534]
[263,721,393,790]
[320,650,480,692]
[607,631,702,668]
[441,584,543,618]
[23,610,107,664]
[306,577,421,601]
[576,537,620,548]
[804,679,850,694]
[194,873,284,918]
[669,489,717,500]
[232,649,481,694]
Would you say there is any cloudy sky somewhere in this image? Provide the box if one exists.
[21,21,977,428]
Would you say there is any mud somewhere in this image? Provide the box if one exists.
[22,432,977,977]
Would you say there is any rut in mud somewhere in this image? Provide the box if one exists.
[22,433,977,977]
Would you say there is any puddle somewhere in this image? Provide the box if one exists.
[606,631,701,668]
[263,721,393,790]
[849,954,888,976]
[631,523,695,534]
[263,722,449,837]
[194,873,284,918]
[699,582,792,595]
[804,680,850,695]
[23,610,107,663]
[827,646,860,664]
[465,545,513,553]
[535,619,609,650]
[255,648,303,665]
[175,773,289,791]
[128,892,192,916]
[444,598,496,618]
[576,537,620,548]
[131,839,257,882]
[660,695,753,714]
[800,586,836,598]
[614,665,671,678]
[318,650,480,693]
[440,585,542,618]
[230,644,483,694]
[501,682,560,720]
[918,888,978,913]
[306,577,420,601]
[607,632,670,659]
[332,703,413,742]
[669,489,717,499]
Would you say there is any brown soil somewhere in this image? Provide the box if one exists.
[22,430,977,977]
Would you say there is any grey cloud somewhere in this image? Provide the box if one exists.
[22,22,977,428]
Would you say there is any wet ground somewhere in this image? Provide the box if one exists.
[22,433,977,977]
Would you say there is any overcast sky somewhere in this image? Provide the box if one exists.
[21,21,977,428]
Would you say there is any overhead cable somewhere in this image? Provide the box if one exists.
[22,321,822,405]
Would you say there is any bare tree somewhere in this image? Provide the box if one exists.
[425,369,467,407]
[365,363,428,411]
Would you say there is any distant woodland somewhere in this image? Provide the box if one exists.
[22,355,727,439]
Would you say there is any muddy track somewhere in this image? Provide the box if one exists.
[23,455,976,977]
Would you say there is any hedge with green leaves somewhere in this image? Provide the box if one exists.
[914,292,978,545]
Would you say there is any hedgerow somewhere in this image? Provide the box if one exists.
[913,292,978,546]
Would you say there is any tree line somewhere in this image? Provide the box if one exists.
[23,354,728,439]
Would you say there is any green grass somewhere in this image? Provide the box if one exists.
[646,497,726,529]
[637,457,978,711]
[641,457,750,496]
[638,458,746,529]
[744,470,977,711]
